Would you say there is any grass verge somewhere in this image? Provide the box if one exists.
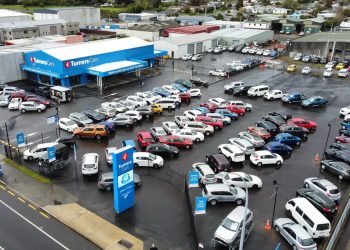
[3,158,53,184]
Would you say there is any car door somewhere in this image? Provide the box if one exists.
[265,154,275,164]
[220,191,233,202]
[282,227,295,245]
[82,127,94,138]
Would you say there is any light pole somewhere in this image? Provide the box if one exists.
[271,180,279,225]
[56,106,60,137]
[140,81,144,94]
[238,173,248,250]
[322,123,332,160]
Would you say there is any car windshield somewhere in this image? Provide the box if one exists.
[66,120,75,126]
[316,223,329,230]
[221,218,240,231]
[329,189,340,194]
[84,164,95,169]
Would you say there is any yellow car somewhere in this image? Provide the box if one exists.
[151,103,163,114]
[287,65,297,72]
[336,63,346,70]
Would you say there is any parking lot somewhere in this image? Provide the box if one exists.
[0,50,349,249]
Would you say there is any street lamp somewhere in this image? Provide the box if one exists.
[140,81,144,94]
[56,106,61,137]
[238,173,248,250]
[322,123,332,160]
[271,180,279,225]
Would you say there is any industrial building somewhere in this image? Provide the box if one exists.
[118,13,158,22]
[0,9,32,23]
[216,29,274,46]
[175,16,216,26]
[33,7,100,25]
[203,20,244,29]
[164,25,220,37]
[0,19,79,43]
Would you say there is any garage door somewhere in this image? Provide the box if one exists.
[187,44,195,54]
[196,42,203,54]
[211,39,217,47]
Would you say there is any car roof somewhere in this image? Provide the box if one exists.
[138,131,152,137]
[83,153,98,163]
[227,206,251,221]
[205,183,230,192]
[255,150,271,156]
[288,224,312,239]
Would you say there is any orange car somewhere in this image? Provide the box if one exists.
[73,124,108,139]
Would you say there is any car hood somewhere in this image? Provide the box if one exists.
[214,225,238,243]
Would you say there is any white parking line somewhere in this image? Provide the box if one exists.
[0,200,70,250]
[102,92,118,98]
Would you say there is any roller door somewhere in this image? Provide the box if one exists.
[196,42,203,54]
[211,39,217,47]
[187,44,195,54]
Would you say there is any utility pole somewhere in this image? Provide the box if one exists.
[271,180,279,224]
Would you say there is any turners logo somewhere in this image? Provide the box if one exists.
[64,57,98,69]
[122,153,128,161]
[29,56,55,67]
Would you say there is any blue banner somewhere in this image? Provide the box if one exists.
[16,132,25,147]
[195,197,207,215]
[112,146,134,214]
[275,243,281,250]
[189,171,199,187]
[47,146,56,162]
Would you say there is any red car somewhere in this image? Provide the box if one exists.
[179,92,191,102]
[136,131,155,148]
[26,97,55,107]
[335,136,350,143]
[288,118,317,131]
[247,126,271,140]
[199,102,218,112]
[10,92,28,100]
[159,135,193,149]
[195,116,223,130]
[225,105,245,116]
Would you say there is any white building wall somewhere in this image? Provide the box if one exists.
[34,8,100,25]
[154,40,178,58]
[116,29,159,41]
[244,22,271,30]
[33,13,59,21]
[0,52,26,84]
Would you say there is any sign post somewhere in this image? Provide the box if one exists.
[195,197,207,215]
[16,132,25,147]
[112,146,135,214]
[47,146,56,162]
[188,171,199,188]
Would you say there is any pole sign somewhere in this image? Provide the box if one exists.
[195,197,207,215]
[16,132,25,147]
[188,171,199,188]
[47,115,58,125]
[112,145,134,214]
[47,146,56,162]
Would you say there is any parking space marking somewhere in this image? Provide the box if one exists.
[40,211,50,219]
[0,185,6,190]
[28,204,37,211]
[7,191,15,196]
[26,136,50,146]
[18,197,26,203]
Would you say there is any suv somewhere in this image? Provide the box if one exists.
[224,81,244,94]
[304,177,341,201]
[192,163,217,184]
[183,122,214,136]
[214,206,253,248]
[19,101,46,113]
[108,115,134,128]
[69,112,93,127]
[202,183,245,205]
[23,142,69,161]
[81,153,99,176]
[206,154,231,173]
[73,124,108,139]
[282,92,307,104]
[98,172,141,191]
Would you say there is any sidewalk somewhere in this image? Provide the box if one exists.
[0,155,144,250]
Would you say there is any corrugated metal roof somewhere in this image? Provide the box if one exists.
[307,17,326,24]
[166,25,220,34]
[293,31,350,42]
[160,33,215,46]
[220,29,271,39]
[0,9,31,17]
[0,19,68,29]
[175,15,216,22]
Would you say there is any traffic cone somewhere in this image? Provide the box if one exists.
[264,219,271,231]
[314,154,320,161]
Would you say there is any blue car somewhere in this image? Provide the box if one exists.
[281,92,307,104]
[98,121,116,133]
[192,107,210,115]
[302,96,328,108]
[264,142,292,157]
[152,87,171,97]
[341,121,350,130]
[215,109,238,120]
[274,133,301,147]
[121,140,137,152]
[171,83,188,93]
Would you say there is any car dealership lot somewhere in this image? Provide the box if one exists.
[1,51,350,249]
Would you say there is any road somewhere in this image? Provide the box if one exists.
[0,184,98,250]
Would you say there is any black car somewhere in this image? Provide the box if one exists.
[82,110,106,123]
[321,160,350,180]
[296,188,337,219]
[37,157,70,176]
[311,56,321,63]
[190,76,209,87]
[324,149,350,165]
[146,143,179,158]
[135,106,154,118]
[234,45,244,53]
[233,86,253,96]
[255,120,278,134]
[330,143,350,151]
[55,136,75,148]
[268,110,292,121]
[339,129,350,137]
[35,86,51,98]
[262,116,286,127]
[279,124,309,140]
[206,154,231,173]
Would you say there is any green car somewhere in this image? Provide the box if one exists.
[175,79,192,88]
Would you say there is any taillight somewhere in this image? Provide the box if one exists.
[322,207,330,212]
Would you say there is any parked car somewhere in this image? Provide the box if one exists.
[150,127,167,140]
[101,101,128,113]
[264,90,284,100]
[135,106,154,118]
[203,184,245,206]
[195,116,223,130]
[190,76,209,87]
[216,172,262,189]
[255,120,278,134]
[339,129,350,137]
[228,100,252,112]
[264,142,292,157]
[26,97,55,107]
[228,138,255,155]
[146,143,179,158]
[263,116,286,127]
[159,135,193,149]
[69,112,93,127]
[151,103,163,114]
[174,115,191,128]
[126,95,146,107]
[279,124,309,139]
[206,113,231,125]
[0,94,10,107]
[8,98,22,110]
[304,177,341,201]
[288,118,317,131]
[136,131,155,148]
[192,106,210,115]
[200,102,218,112]
[162,121,180,134]
[206,153,231,173]
[209,68,227,77]
[82,110,106,123]
[97,172,141,191]
[184,110,203,121]
[323,68,333,77]
[321,159,350,180]
[282,92,307,104]
[81,153,99,176]
[35,86,51,98]
[183,122,214,136]
[152,87,171,97]
[182,54,192,61]
[302,55,311,62]
[123,110,142,123]
[95,108,116,119]
[58,118,78,132]
[302,96,328,108]
[287,65,297,72]
[104,147,117,165]
[268,110,292,121]
[162,85,180,95]
[172,129,204,142]
[218,144,245,163]
[171,83,188,93]
[118,100,138,110]
[325,148,350,165]
[188,88,201,97]
[19,101,46,113]
[175,79,192,88]
[192,163,217,184]
[191,54,202,61]
[215,109,238,120]
[73,124,108,139]
[247,126,271,140]
[338,69,348,78]
[23,142,58,161]
[133,152,163,168]
[335,136,350,143]
[302,66,312,75]
[249,150,283,168]
[273,133,301,147]
[108,115,133,128]
[224,81,244,94]
[238,132,265,147]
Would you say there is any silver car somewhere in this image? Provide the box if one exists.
[274,218,317,250]
[69,112,93,127]
[228,138,255,155]
[0,94,10,107]
[118,100,137,110]
[162,121,180,134]
[206,113,231,125]
[238,132,265,147]
[19,101,46,113]
[104,147,117,165]
[150,126,167,140]
[202,183,245,206]
[174,115,190,128]
[108,115,133,128]
[304,177,341,201]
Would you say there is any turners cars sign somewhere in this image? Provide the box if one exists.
[64,57,99,69]
[112,146,135,214]
[29,56,55,67]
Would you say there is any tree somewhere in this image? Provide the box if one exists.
[282,0,299,11]
[261,0,270,6]
[236,0,243,10]
[216,13,224,20]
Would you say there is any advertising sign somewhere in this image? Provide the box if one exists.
[112,146,134,214]
[195,197,207,215]
[47,115,59,125]
[47,146,56,162]
[188,171,199,188]
[16,132,25,147]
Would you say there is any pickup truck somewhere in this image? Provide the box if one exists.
[281,92,307,104]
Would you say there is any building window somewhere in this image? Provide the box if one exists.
[260,24,262,26]
[24,30,28,34]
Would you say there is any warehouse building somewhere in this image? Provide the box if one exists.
[163,25,220,37]
[203,20,244,29]
[175,16,216,26]
[217,29,274,46]
[0,9,32,23]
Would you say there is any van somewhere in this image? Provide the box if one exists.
[155,98,176,110]
[206,154,231,173]
[285,197,331,238]
[247,85,269,97]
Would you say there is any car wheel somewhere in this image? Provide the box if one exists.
[96,135,101,140]
[74,134,81,139]
[236,199,243,205]
[296,141,301,147]
[168,106,172,111]
[321,164,326,169]
[146,114,150,118]
[28,156,34,161]
[205,131,211,136]
[185,145,190,149]
[195,138,200,142]
[21,109,26,113]
[210,199,217,206]
[339,174,344,180]
[257,162,262,167]
[276,161,282,168]
[304,183,309,188]
[246,107,251,112]
[169,153,175,159]
[292,245,297,250]
[134,163,139,168]
[37,109,42,113]
[252,184,259,189]
[218,148,222,153]
[228,89,233,94]
[223,121,229,126]
[214,126,219,130]
[274,226,279,232]
[153,164,159,169]
[106,186,112,191]
[133,118,137,123]
[289,101,292,104]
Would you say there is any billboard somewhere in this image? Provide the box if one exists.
[112,146,135,214]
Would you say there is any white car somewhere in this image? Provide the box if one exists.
[184,110,203,121]
[249,150,283,168]
[339,106,350,116]
[218,144,245,163]
[344,113,350,121]
[188,88,201,97]
[208,98,227,108]
[206,113,231,125]
[133,152,163,168]
[104,147,117,165]
[338,69,348,78]
[162,85,180,95]
[263,49,271,56]
[325,62,335,69]
[264,90,284,100]
[215,172,262,189]
[81,153,99,176]
[293,54,302,61]
[248,47,257,54]
[0,94,10,107]
[135,92,158,104]
[19,101,46,113]
[182,54,192,61]
[167,95,181,105]
[101,102,128,113]
[58,118,79,132]
[256,49,264,55]
[126,95,145,107]
[302,66,312,75]
[95,107,116,118]
[228,100,252,112]
[172,129,205,142]
[304,177,341,201]
[150,126,167,139]
[8,98,22,110]
[174,115,191,128]
[118,100,138,110]
[323,69,333,77]
[23,142,58,160]
[241,47,250,53]
[162,121,180,134]
[209,69,227,77]
[122,110,142,122]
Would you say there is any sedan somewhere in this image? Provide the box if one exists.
[288,118,317,131]
[274,133,301,147]
[274,218,317,250]
[190,76,209,87]
[262,115,286,127]
[188,88,201,97]
[152,87,171,97]
[200,102,218,112]
[171,83,188,93]
[58,118,78,132]
[302,96,328,108]
[82,110,106,123]
[150,127,167,140]
[264,142,292,157]
[250,150,283,168]
[172,129,205,142]
[215,109,238,120]
[302,66,312,75]
[215,171,262,189]
[195,116,223,130]
[321,160,350,180]
[162,85,180,95]
[268,111,292,121]
[264,90,284,100]
[279,124,309,140]
[255,120,278,134]
[206,113,231,126]
[146,143,179,158]
[162,121,180,134]
[335,136,350,143]
[158,135,193,149]
[238,132,265,147]
[247,126,271,140]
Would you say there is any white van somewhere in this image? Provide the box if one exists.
[247,85,269,97]
[156,98,177,110]
[285,197,331,238]
[23,142,58,160]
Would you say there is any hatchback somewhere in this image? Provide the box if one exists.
[320,160,350,180]
[274,133,301,147]
[304,177,341,201]
[264,142,292,157]
[136,131,155,148]
[250,150,283,168]
[192,163,217,184]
